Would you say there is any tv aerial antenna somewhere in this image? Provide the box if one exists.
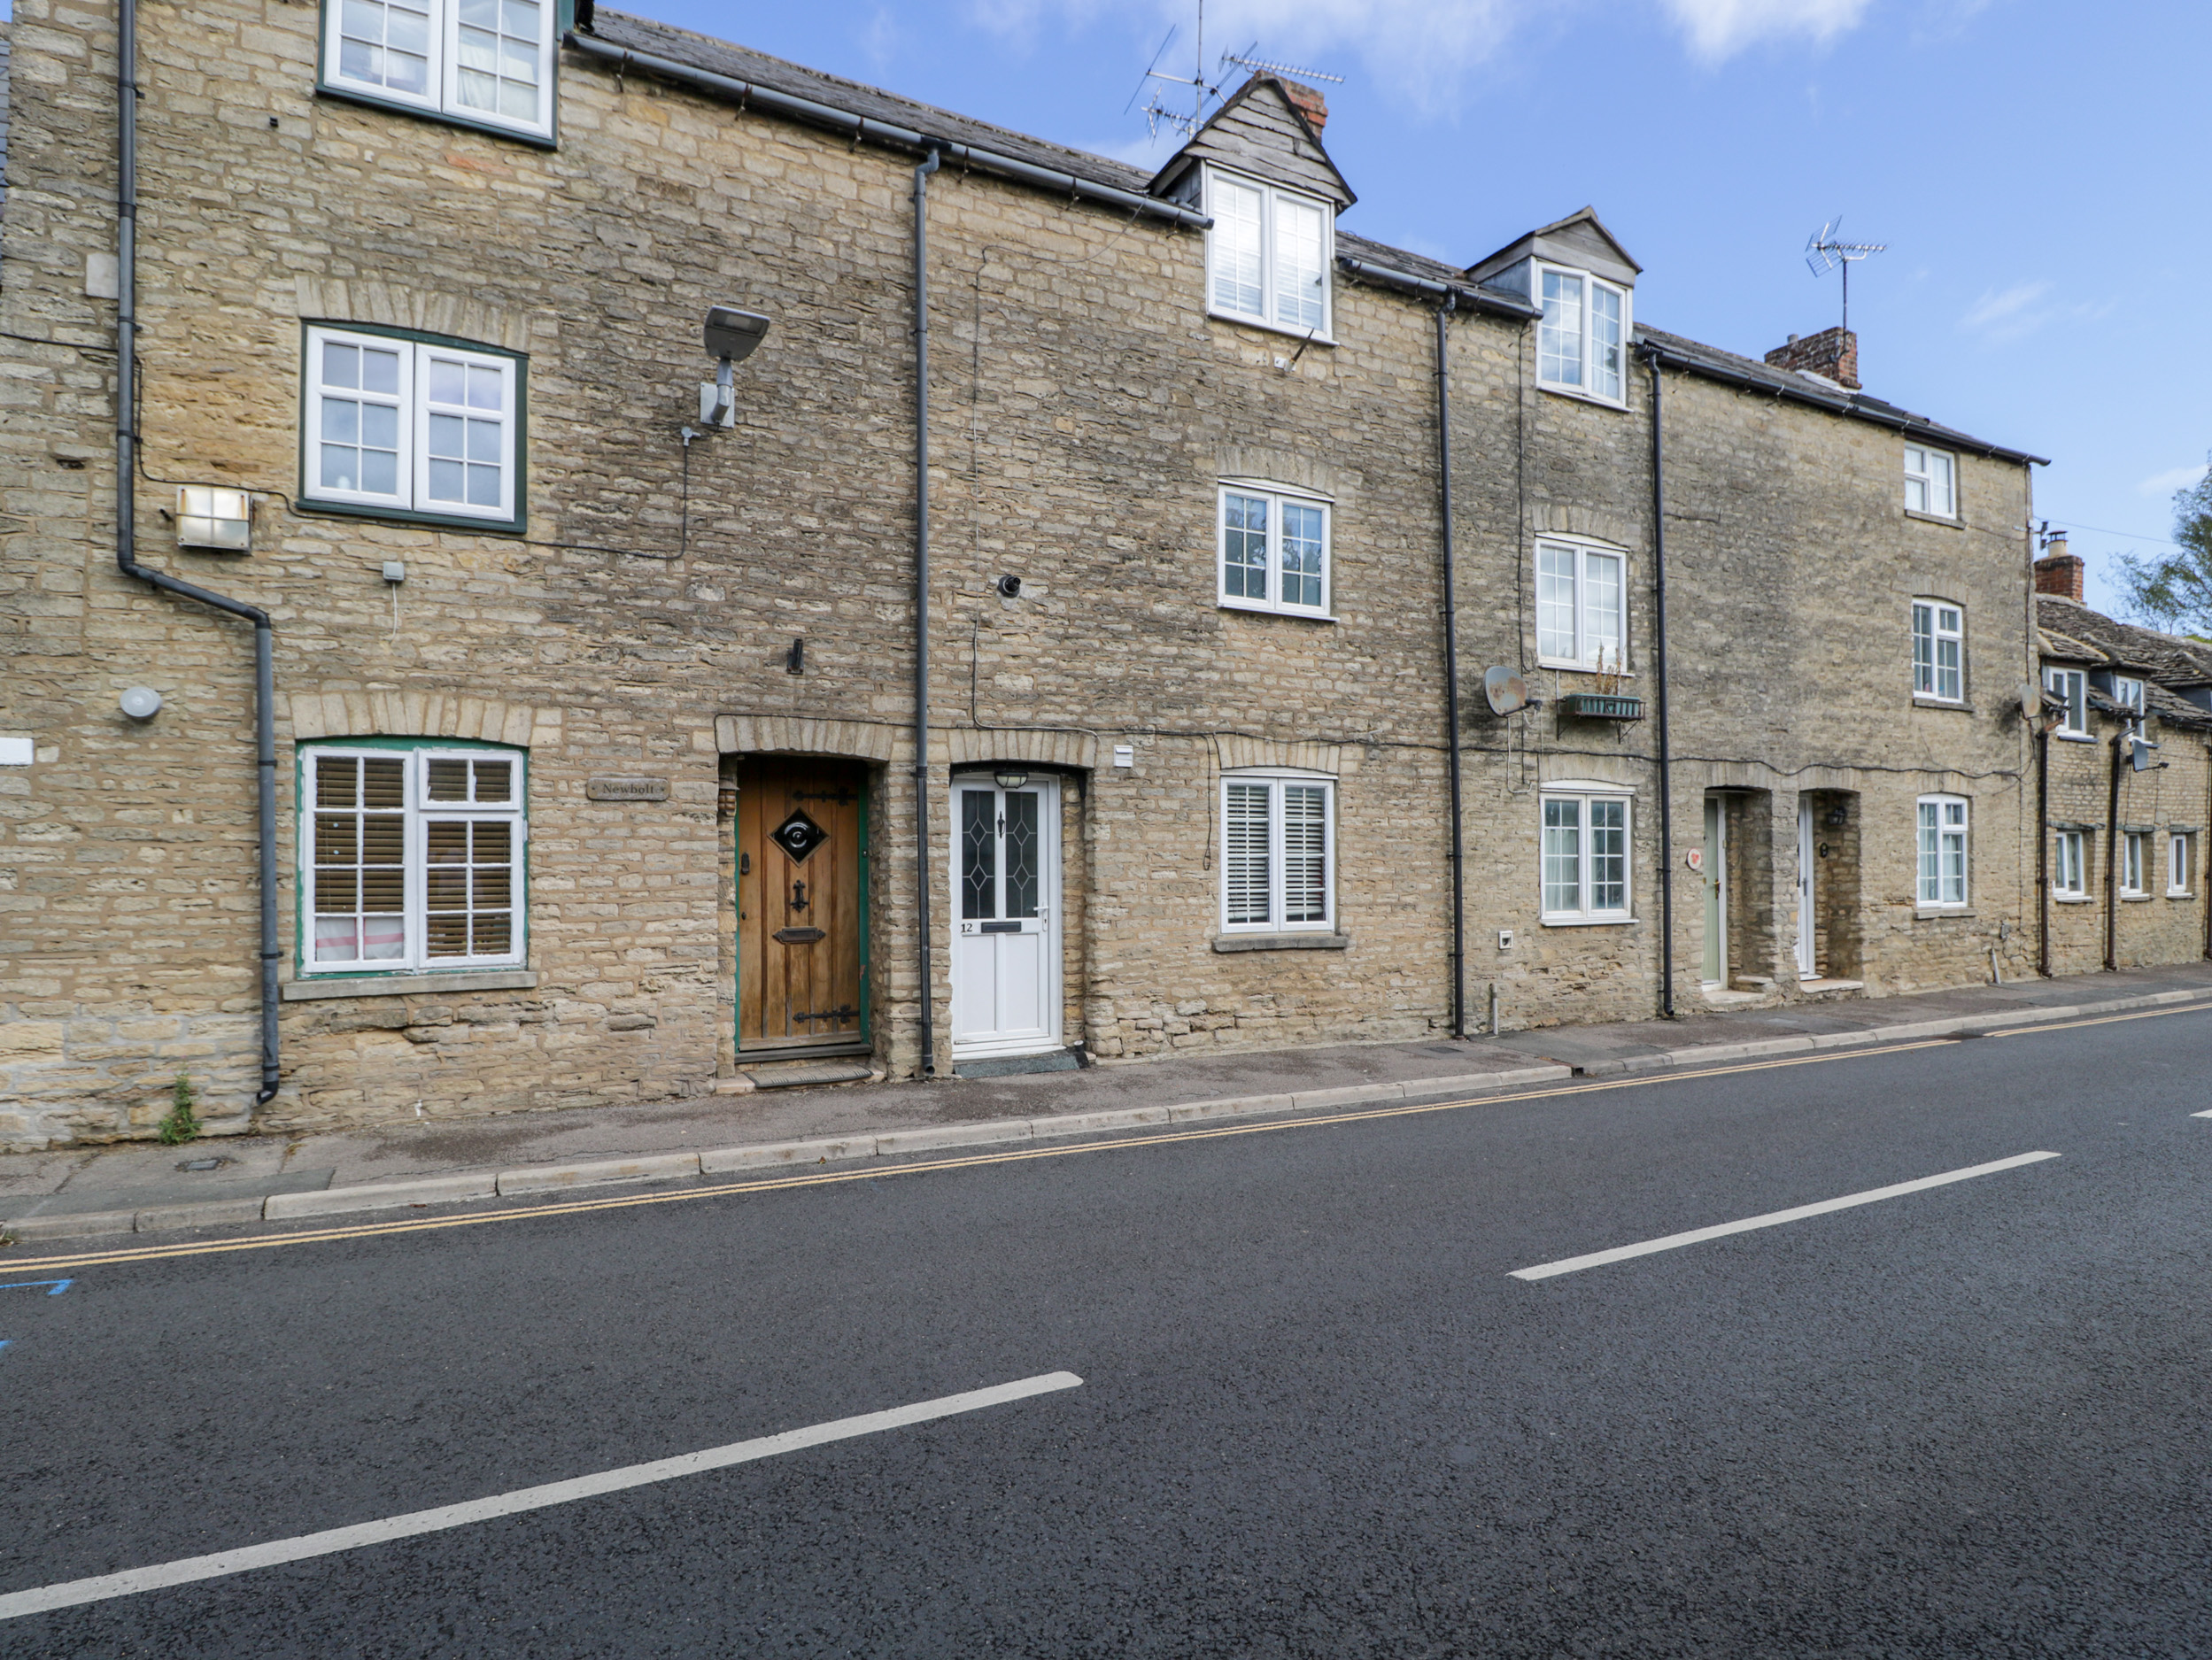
[1805,219,1887,334]
[1125,7,1345,142]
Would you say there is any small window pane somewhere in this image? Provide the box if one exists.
[1543,799,1582,914]
[1589,283,1622,400]
[1282,785,1327,923]
[1583,552,1622,668]
[316,756,359,808]
[1003,791,1040,919]
[474,759,513,802]
[427,759,470,801]
[1540,271,1583,388]
[1589,799,1627,913]
[1223,493,1269,601]
[1273,197,1327,332]
[961,790,996,921]
[1280,503,1325,609]
[1226,783,1272,926]
[1536,544,1578,662]
[1211,181,1265,318]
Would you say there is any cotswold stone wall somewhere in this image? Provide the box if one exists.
[2044,719,2211,977]
[0,0,2051,1147]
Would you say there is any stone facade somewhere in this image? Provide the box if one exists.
[2035,587,2212,977]
[0,1,2064,1148]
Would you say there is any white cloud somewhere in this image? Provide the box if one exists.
[2138,461,2210,498]
[1656,0,1875,62]
[1961,279,2052,335]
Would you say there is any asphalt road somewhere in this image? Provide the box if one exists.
[5,1006,2210,1657]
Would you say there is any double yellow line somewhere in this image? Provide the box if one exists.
[9,996,2206,1276]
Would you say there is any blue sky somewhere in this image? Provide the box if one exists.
[621,0,2208,614]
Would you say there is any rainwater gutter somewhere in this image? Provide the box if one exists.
[562,33,1211,233]
[115,0,282,1105]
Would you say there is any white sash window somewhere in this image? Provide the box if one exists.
[1204,167,1334,340]
[324,0,555,139]
[304,328,522,528]
[1221,772,1335,933]
[303,746,526,973]
[1917,795,1969,909]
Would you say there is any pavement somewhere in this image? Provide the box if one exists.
[3,985,2209,1654]
[5,961,2211,1243]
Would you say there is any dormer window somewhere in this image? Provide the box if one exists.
[1205,167,1333,339]
[1537,265,1627,403]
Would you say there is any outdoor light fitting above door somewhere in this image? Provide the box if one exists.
[993,768,1031,791]
[700,305,771,429]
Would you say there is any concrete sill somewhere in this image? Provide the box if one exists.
[2053,894,2096,905]
[1540,915,1636,928]
[2122,893,2154,903]
[1913,697,1974,712]
[281,969,540,1001]
[1914,908,1975,921]
[1904,509,1965,529]
[1212,932,1350,953]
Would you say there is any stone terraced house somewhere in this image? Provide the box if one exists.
[1,0,2063,1148]
[2031,544,2212,977]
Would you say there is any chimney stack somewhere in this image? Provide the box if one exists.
[1277,78,1328,133]
[1764,326,1860,391]
[2034,536,2084,602]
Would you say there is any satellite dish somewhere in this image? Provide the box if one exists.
[1483,667,1530,717]
[2015,681,2042,715]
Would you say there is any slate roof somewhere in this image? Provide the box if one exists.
[579,12,2043,465]
[2038,595,2212,731]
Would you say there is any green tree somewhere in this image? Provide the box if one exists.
[2114,459,2212,637]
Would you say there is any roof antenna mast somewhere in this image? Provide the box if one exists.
[1126,5,1345,141]
[1805,219,1887,335]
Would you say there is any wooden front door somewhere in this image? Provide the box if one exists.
[736,758,867,1053]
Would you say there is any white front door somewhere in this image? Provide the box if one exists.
[950,777,1062,1059]
[1795,797,1818,980]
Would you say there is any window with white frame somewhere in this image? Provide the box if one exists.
[2045,667,2088,737]
[1916,794,1968,908]
[1536,266,1628,402]
[1913,600,1964,702]
[2053,830,2086,897]
[303,327,522,528]
[1535,538,1627,670]
[1204,168,1332,337]
[2169,832,2194,896]
[321,0,556,140]
[303,745,525,972]
[1904,444,1957,517]
[1218,483,1331,617]
[2121,830,2149,896]
[2112,675,2146,714]
[1540,787,1632,923]
[1221,772,1334,933]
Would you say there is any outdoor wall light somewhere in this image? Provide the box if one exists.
[700,305,771,429]
[175,485,251,552]
[120,686,163,722]
[994,768,1031,791]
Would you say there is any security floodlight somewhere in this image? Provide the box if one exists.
[700,306,771,429]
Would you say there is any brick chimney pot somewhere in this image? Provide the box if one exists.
[1278,78,1328,133]
[2034,537,2084,603]
[1764,325,1860,391]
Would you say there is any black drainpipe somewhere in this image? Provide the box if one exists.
[911,147,941,1076]
[2103,726,2123,972]
[116,0,281,1104]
[2035,722,2051,977]
[1434,298,1466,1038]
[1643,347,1676,1019]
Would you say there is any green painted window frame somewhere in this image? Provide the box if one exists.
[294,736,531,982]
[313,0,563,150]
[297,321,530,537]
